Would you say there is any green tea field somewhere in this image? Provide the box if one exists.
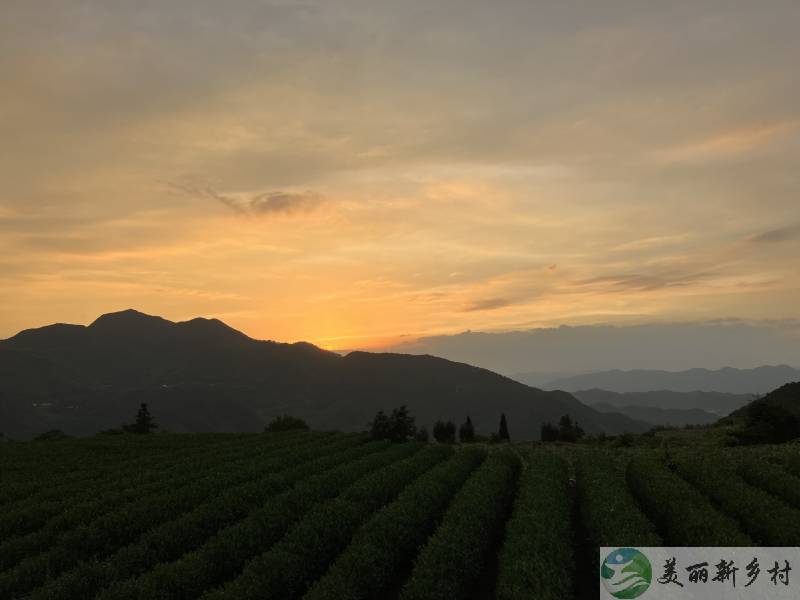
[1,431,799,599]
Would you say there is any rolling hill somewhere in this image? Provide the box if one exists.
[538,365,800,394]
[0,310,648,440]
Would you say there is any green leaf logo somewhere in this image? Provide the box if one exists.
[601,548,652,599]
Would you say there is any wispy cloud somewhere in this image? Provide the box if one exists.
[655,120,799,165]
[748,224,800,244]
[170,183,324,217]
[462,297,514,312]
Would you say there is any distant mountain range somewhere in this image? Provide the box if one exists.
[589,403,720,427]
[572,389,752,415]
[0,310,649,440]
[516,365,800,394]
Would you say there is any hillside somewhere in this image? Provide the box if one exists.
[589,402,721,427]
[573,389,751,416]
[0,310,648,440]
[726,382,800,422]
[540,365,800,394]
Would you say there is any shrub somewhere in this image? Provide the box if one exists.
[398,448,521,600]
[627,454,750,546]
[433,420,456,444]
[305,447,486,600]
[672,453,800,545]
[264,415,309,433]
[495,451,573,600]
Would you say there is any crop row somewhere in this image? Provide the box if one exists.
[92,440,420,600]
[0,433,238,480]
[398,448,521,600]
[0,431,324,538]
[575,452,661,548]
[626,454,750,545]
[202,444,456,599]
[304,446,486,600]
[672,453,800,545]
[0,431,332,573]
[733,452,800,509]
[494,450,573,600]
[26,434,373,600]
[0,434,364,599]
[0,431,293,507]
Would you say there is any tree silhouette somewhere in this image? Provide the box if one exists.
[369,405,416,442]
[498,413,510,441]
[265,415,309,432]
[433,420,456,443]
[459,416,475,443]
[124,403,157,434]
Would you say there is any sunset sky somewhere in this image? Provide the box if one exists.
[2,1,799,351]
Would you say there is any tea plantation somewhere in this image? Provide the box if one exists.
[1,431,799,599]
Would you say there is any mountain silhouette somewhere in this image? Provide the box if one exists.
[540,365,800,394]
[0,310,649,440]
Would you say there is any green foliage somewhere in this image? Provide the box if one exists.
[498,412,510,441]
[100,442,417,600]
[5,431,800,599]
[495,451,573,600]
[27,435,365,600]
[398,448,521,600]
[34,429,70,441]
[0,433,326,598]
[369,405,417,442]
[264,414,309,433]
[202,445,453,600]
[432,420,456,444]
[0,434,308,573]
[414,426,429,442]
[305,447,486,600]
[672,452,800,545]
[734,452,800,509]
[123,403,157,434]
[627,454,751,545]
[458,416,475,443]
[733,401,800,444]
[576,452,662,550]
[541,414,585,442]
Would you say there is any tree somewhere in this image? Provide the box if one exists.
[540,414,585,443]
[124,403,157,434]
[433,420,456,444]
[540,422,559,442]
[369,405,416,442]
[498,413,510,441]
[459,416,475,443]
[415,426,430,442]
[388,405,416,442]
[369,410,391,440]
[34,429,69,441]
[734,401,800,445]
[265,414,309,433]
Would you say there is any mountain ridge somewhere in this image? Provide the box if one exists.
[531,365,800,394]
[0,310,648,440]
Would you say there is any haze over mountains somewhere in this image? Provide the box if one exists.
[390,323,800,378]
[0,310,648,440]
[538,365,800,394]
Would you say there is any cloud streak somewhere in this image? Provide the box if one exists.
[171,183,324,218]
[749,224,800,244]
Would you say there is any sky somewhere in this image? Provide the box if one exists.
[2,0,799,359]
